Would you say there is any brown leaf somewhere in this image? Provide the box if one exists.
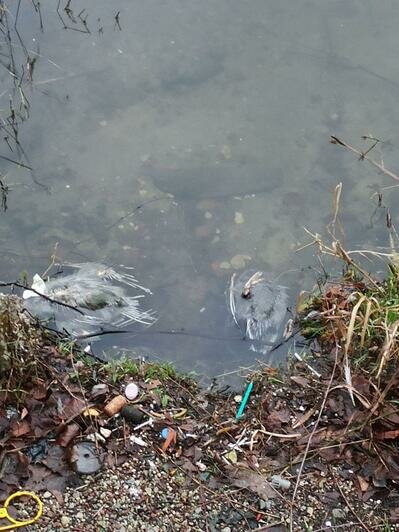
[43,445,69,474]
[290,376,310,387]
[146,379,162,390]
[228,468,276,500]
[28,464,53,484]
[375,429,399,440]
[180,457,198,473]
[379,404,399,427]
[292,406,317,429]
[25,467,70,494]
[60,396,87,421]
[267,408,290,429]
[10,419,31,437]
[356,475,369,493]
[57,423,81,447]
[32,382,48,400]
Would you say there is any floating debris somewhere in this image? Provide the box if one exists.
[22,263,156,338]
[234,211,245,225]
[229,269,288,353]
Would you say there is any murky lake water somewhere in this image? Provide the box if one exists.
[1,1,399,380]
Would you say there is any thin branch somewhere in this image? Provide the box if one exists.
[331,135,399,182]
[289,344,339,531]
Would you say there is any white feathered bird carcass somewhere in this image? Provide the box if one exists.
[23,263,156,338]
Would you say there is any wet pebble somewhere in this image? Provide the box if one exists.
[121,405,145,424]
[230,254,251,269]
[234,211,245,224]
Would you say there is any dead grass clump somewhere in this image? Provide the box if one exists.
[0,295,44,400]
[299,253,399,381]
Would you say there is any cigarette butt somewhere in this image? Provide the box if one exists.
[103,395,127,417]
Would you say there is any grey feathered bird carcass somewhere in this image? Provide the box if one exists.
[22,263,156,338]
[229,269,288,354]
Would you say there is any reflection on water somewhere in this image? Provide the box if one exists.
[1,0,399,380]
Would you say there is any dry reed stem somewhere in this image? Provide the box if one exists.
[301,228,383,292]
[376,319,399,378]
[331,135,399,183]
[360,299,372,349]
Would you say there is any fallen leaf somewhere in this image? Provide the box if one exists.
[375,429,399,440]
[11,419,31,438]
[57,423,81,447]
[43,445,69,475]
[146,379,162,390]
[356,475,369,493]
[60,396,87,421]
[290,376,310,387]
[32,382,48,401]
[228,468,276,500]
[225,450,238,464]
[292,406,317,429]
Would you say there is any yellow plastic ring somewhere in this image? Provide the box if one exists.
[3,491,43,526]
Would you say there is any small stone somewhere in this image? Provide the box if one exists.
[121,405,144,424]
[42,491,52,499]
[332,508,345,519]
[99,427,112,439]
[230,254,251,269]
[234,211,245,224]
[220,144,232,160]
[221,527,231,532]
[76,512,84,520]
[219,261,231,269]
[204,211,213,219]
[61,515,71,527]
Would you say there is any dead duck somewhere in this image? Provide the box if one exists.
[229,269,288,353]
[23,263,156,338]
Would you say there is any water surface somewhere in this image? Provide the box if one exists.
[1,0,399,379]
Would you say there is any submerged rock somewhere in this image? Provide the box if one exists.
[229,270,288,354]
[22,263,156,338]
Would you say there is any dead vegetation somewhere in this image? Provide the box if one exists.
[2,139,399,528]
[0,277,398,529]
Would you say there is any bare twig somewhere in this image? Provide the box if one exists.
[331,135,399,182]
[289,343,339,531]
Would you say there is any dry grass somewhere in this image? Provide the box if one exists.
[0,295,44,400]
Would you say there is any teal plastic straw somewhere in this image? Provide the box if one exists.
[236,381,253,420]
